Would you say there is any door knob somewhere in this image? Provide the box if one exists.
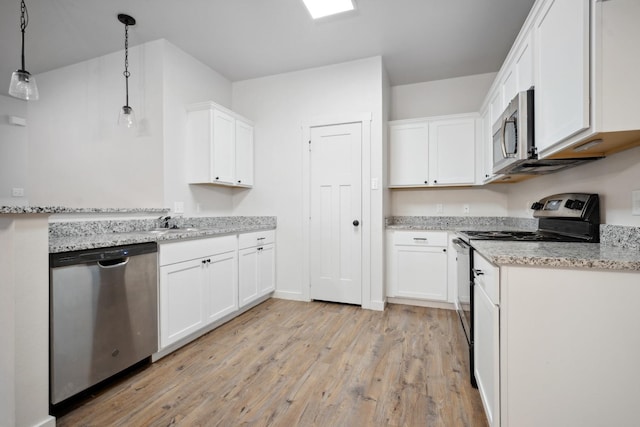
[353,220,360,226]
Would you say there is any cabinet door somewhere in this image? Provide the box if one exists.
[429,118,476,185]
[235,120,254,187]
[238,247,259,307]
[489,88,503,128]
[204,251,238,324]
[394,246,447,301]
[515,33,533,94]
[159,259,206,348]
[258,243,275,296]
[211,109,236,184]
[474,283,500,427]
[389,121,429,186]
[502,33,534,105]
[534,0,589,153]
[481,110,494,181]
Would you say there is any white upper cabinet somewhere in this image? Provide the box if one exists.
[389,121,430,186]
[235,119,254,187]
[389,114,478,187]
[502,33,534,105]
[596,0,640,133]
[480,108,494,182]
[186,102,254,188]
[429,117,476,185]
[533,0,590,153]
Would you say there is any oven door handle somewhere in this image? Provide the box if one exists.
[452,238,470,252]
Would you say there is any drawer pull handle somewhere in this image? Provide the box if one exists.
[257,237,266,241]
[473,269,484,276]
[413,238,428,241]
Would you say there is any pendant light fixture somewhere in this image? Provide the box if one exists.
[117,14,136,128]
[8,0,39,101]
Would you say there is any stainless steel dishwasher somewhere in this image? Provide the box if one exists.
[50,242,158,405]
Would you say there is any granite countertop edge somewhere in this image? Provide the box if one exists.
[49,225,276,253]
[1,206,170,215]
[470,241,640,272]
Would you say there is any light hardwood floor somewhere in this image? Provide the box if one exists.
[57,300,488,427]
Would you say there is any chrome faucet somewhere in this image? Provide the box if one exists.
[159,215,172,229]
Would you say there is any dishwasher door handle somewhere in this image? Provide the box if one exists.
[97,257,130,268]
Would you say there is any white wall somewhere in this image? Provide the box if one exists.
[27,40,165,208]
[231,57,385,306]
[391,187,510,216]
[0,96,28,206]
[390,72,496,120]
[161,40,234,216]
[389,72,509,217]
[506,145,640,226]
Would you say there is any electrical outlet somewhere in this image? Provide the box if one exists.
[11,188,24,197]
[463,204,470,214]
[632,190,640,216]
[436,203,443,213]
[174,201,184,214]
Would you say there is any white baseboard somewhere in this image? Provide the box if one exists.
[386,297,455,310]
[272,290,309,302]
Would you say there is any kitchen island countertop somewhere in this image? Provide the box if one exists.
[471,240,640,271]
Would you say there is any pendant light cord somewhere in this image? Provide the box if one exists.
[20,0,28,72]
[123,22,130,107]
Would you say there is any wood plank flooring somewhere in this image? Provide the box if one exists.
[57,300,488,427]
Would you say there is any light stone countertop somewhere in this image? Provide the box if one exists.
[1,206,68,214]
[471,240,640,271]
[49,225,276,253]
[1,206,170,215]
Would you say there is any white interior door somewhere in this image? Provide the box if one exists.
[309,122,362,305]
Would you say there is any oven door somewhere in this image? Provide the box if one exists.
[453,238,471,343]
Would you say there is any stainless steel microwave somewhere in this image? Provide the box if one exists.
[492,88,535,174]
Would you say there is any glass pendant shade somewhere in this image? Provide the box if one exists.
[118,105,136,128]
[9,69,39,100]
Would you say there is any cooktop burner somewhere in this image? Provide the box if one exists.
[459,230,587,242]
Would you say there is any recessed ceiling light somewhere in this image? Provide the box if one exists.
[302,0,355,19]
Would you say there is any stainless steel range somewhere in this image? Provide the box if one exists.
[453,193,600,387]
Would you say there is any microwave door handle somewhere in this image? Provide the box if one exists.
[502,117,518,158]
[501,117,509,158]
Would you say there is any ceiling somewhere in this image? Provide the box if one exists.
[0,0,535,90]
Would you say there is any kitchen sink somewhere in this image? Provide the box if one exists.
[147,227,201,235]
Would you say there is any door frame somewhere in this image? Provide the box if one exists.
[301,113,372,308]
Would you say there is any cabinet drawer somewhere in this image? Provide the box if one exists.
[239,230,275,249]
[393,231,447,247]
[160,235,237,266]
[473,252,499,305]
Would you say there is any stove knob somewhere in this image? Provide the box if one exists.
[530,202,544,210]
[573,200,585,210]
[565,199,576,209]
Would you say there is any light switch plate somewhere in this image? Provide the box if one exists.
[632,190,640,215]
[436,203,443,213]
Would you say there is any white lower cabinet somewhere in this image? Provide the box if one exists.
[159,235,238,349]
[387,231,448,302]
[159,258,207,348]
[238,230,276,308]
[158,231,276,353]
[204,250,238,323]
[473,252,500,427]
